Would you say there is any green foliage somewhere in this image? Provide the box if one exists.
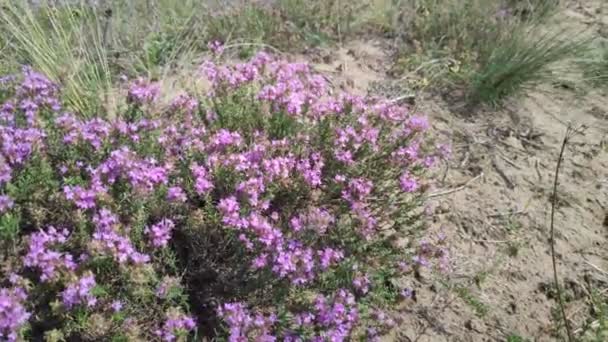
[506,334,531,342]
[581,40,608,87]
[0,212,21,248]
[579,289,608,341]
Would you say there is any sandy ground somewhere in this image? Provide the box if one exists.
[292,1,608,340]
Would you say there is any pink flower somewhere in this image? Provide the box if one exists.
[145,218,176,248]
[399,172,419,193]
[167,186,187,203]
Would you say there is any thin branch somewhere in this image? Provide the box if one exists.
[427,173,483,199]
[583,260,608,278]
[549,125,584,342]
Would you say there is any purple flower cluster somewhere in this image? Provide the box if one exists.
[0,68,58,172]
[399,172,419,193]
[166,186,187,202]
[0,126,45,166]
[91,209,150,264]
[23,227,76,281]
[155,309,196,342]
[0,282,30,342]
[61,273,97,308]
[305,290,359,341]
[145,218,175,248]
[92,147,170,195]
[169,93,198,115]
[366,310,397,341]
[412,231,451,273]
[127,78,160,105]
[217,302,277,342]
[191,163,214,195]
[0,195,13,213]
[0,51,446,340]
[64,185,97,209]
[352,274,371,295]
[217,290,360,341]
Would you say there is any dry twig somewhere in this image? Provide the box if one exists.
[427,173,484,199]
[549,124,585,342]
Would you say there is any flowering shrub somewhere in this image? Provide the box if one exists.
[0,50,448,341]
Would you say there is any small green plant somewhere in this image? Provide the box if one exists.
[504,216,522,232]
[506,241,521,257]
[454,285,489,317]
[506,333,530,342]
[578,289,608,341]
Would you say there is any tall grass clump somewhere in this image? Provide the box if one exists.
[104,0,208,75]
[581,40,608,87]
[469,27,588,106]
[0,45,449,340]
[0,0,373,118]
[395,0,586,107]
[0,1,112,116]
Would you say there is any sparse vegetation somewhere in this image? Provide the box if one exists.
[392,0,587,107]
[453,284,489,317]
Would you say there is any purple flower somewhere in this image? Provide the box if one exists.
[218,303,276,342]
[64,185,96,209]
[145,218,175,248]
[155,276,181,299]
[0,286,30,342]
[110,300,123,312]
[237,177,265,207]
[307,290,359,341]
[92,209,150,265]
[0,195,13,213]
[92,147,170,194]
[23,226,75,282]
[170,93,198,114]
[127,78,160,105]
[191,163,214,195]
[289,207,334,235]
[218,196,245,228]
[352,274,371,295]
[62,273,97,309]
[296,153,324,187]
[271,241,315,285]
[209,129,242,150]
[1,127,44,165]
[207,40,225,55]
[155,309,196,342]
[167,186,187,203]
[399,172,419,193]
[318,248,344,270]
[0,162,11,184]
[407,116,429,132]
